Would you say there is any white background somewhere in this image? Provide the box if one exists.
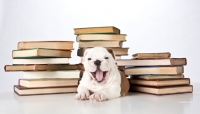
[0,0,200,92]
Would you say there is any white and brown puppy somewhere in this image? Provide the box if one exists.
[75,47,129,102]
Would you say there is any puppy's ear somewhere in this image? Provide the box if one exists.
[106,48,115,60]
[83,48,91,57]
[82,48,91,63]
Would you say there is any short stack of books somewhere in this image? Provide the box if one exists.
[4,41,81,96]
[74,26,129,62]
[116,52,193,95]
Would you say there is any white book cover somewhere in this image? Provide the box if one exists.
[13,58,69,64]
[23,70,80,79]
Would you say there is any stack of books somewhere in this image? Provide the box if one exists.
[116,52,193,95]
[74,26,129,62]
[4,41,81,96]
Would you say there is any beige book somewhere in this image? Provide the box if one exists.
[125,66,183,75]
[14,85,77,96]
[130,85,193,95]
[116,58,187,66]
[12,48,71,58]
[19,78,79,88]
[129,78,190,87]
[76,34,126,41]
[131,74,184,80]
[115,56,121,60]
[4,64,77,71]
[18,41,74,50]
[133,52,171,59]
[79,41,123,48]
[74,26,120,35]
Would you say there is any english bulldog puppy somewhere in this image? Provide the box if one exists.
[75,47,129,102]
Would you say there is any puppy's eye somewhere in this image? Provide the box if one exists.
[105,57,109,59]
[88,58,91,60]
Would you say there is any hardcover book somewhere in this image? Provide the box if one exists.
[12,58,69,65]
[74,26,120,35]
[116,58,187,66]
[18,41,74,50]
[12,48,71,58]
[79,41,123,48]
[130,85,193,95]
[125,66,184,75]
[76,34,126,41]
[130,74,184,80]
[14,85,77,96]
[133,52,171,59]
[5,64,77,71]
[23,70,80,79]
[129,78,190,87]
[18,78,79,88]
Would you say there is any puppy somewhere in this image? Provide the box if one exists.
[75,47,129,102]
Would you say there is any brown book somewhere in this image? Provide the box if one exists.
[18,41,74,50]
[4,64,77,71]
[116,58,187,66]
[129,78,190,87]
[131,74,184,80]
[18,78,79,88]
[79,41,123,48]
[14,85,77,96]
[130,85,193,95]
[74,26,120,35]
[77,47,128,56]
[76,34,126,41]
[125,66,183,75]
[12,48,71,58]
[133,52,171,59]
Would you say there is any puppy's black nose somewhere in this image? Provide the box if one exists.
[94,60,101,66]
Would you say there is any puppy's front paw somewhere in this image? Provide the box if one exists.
[75,91,90,100]
[89,93,106,102]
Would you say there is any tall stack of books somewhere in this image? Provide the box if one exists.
[4,41,81,96]
[116,52,193,95]
[74,26,129,63]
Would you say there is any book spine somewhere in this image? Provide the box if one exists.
[36,48,39,56]
[4,65,7,71]
[18,79,21,86]
[76,35,80,42]
[17,42,22,50]
[170,58,187,65]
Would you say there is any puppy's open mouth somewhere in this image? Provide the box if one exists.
[91,67,108,82]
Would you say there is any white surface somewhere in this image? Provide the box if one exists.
[0,0,200,85]
[0,83,199,114]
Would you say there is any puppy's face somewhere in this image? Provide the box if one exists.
[83,47,116,83]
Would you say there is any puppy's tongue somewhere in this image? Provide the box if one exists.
[95,68,103,82]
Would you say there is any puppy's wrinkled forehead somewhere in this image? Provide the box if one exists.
[84,47,113,59]
[87,47,110,58]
